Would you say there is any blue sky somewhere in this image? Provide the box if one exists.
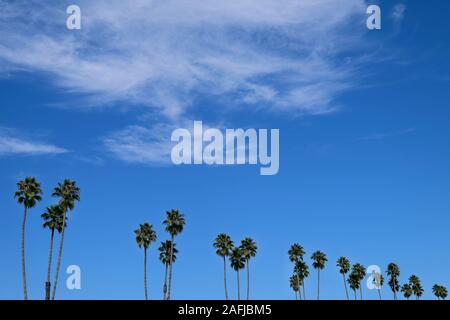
[0,0,449,300]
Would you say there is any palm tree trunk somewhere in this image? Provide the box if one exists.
[246,259,250,300]
[354,290,357,300]
[343,274,349,300]
[295,291,298,300]
[297,275,302,300]
[144,248,148,300]
[317,269,320,300]
[167,235,174,300]
[378,288,382,300]
[223,256,229,300]
[51,208,68,300]
[237,270,241,300]
[359,282,363,300]
[45,229,55,300]
[21,206,28,300]
[302,280,306,300]
[163,263,168,300]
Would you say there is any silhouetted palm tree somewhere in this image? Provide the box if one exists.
[230,247,245,300]
[51,179,80,300]
[290,274,300,300]
[240,237,257,300]
[432,284,448,300]
[311,251,327,300]
[41,204,66,300]
[159,240,177,300]
[401,283,412,300]
[295,260,309,300]
[163,209,185,300]
[214,234,234,300]
[352,263,366,300]
[348,271,360,300]
[373,273,384,300]
[14,177,42,300]
[135,223,157,300]
[408,275,424,300]
[288,243,305,300]
[386,263,400,300]
[336,257,351,300]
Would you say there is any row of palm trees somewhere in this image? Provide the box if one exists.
[214,234,257,300]
[15,177,80,300]
[134,209,185,300]
[288,243,448,300]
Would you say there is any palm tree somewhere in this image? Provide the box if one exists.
[213,234,234,300]
[230,247,245,300]
[386,263,400,300]
[373,273,384,300]
[290,274,300,300]
[352,263,366,300]
[295,260,309,300]
[41,204,66,300]
[51,179,80,300]
[348,271,360,300]
[240,237,257,300]
[288,243,305,300]
[401,283,413,300]
[159,240,178,300]
[432,284,448,300]
[163,209,185,300]
[311,251,327,300]
[14,177,43,300]
[408,275,424,300]
[135,223,157,300]
[336,257,351,300]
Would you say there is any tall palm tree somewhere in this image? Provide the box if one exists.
[240,237,257,300]
[408,275,424,300]
[295,260,309,300]
[352,263,366,300]
[432,284,448,300]
[336,257,351,300]
[163,209,185,300]
[14,176,42,300]
[401,283,412,300]
[51,179,80,300]
[373,273,384,300]
[348,271,360,300]
[288,243,305,300]
[290,274,300,300]
[41,204,66,300]
[311,251,327,300]
[135,223,157,300]
[213,234,234,300]
[230,247,245,300]
[159,240,178,300]
[386,263,400,300]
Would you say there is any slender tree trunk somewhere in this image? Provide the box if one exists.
[167,235,174,300]
[163,263,168,300]
[354,289,357,300]
[302,280,306,300]
[246,259,250,300]
[45,229,55,300]
[317,269,320,300]
[342,274,349,300]
[144,248,148,300]
[51,208,68,300]
[223,256,229,300]
[295,291,298,300]
[297,275,302,300]
[21,206,28,300]
[237,270,241,300]
[359,282,363,300]
[378,289,382,300]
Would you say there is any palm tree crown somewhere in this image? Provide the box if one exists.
[52,179,80,211]
[163,209,185,237]
[240,238,257,260]
[408,275,424,299]
[230,247,246,271]
[214,234,234,257]
[432,284,448,300]
[288,243,305,263]
[386,263,400,299]
[401,283,413,299]
[337,257,350,274]
[42,205,66,233]
[311,251,327,269]
[135,223,157,249]
[15,177,43,208]
[159,240,178,265]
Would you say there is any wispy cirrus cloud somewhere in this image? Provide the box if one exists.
[0,128,68,156]
[355,127,415,142]
[391,4,407,22]
[0,0,368,119]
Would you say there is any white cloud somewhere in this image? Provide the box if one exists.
[0,0,368,119]
[0,129,68,156]
[391,4,406,22]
